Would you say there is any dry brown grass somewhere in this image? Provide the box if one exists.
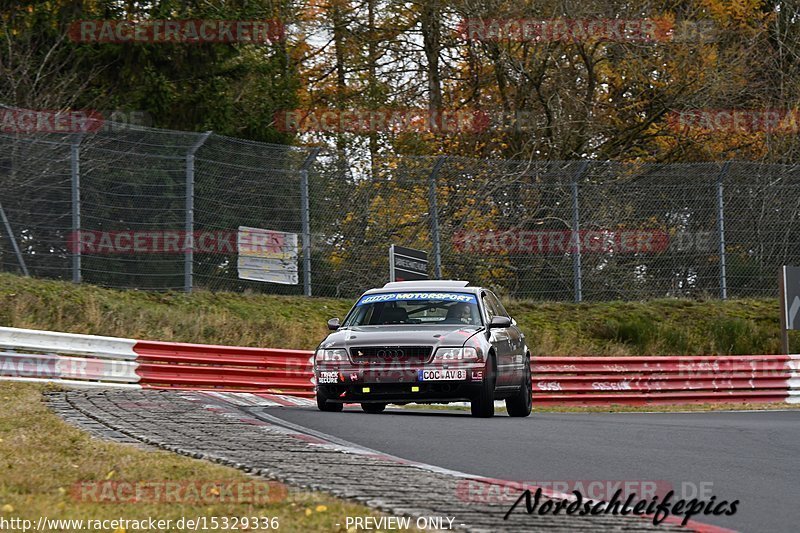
[0,382,380,531]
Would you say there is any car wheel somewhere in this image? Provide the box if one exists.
[361,403,387,414]
[316,388,343,412]
[471,354,495,418]
[506,355,532,417]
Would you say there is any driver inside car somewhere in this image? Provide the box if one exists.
[444,302,473,324]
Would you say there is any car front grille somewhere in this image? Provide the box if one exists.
[349,346,433,365]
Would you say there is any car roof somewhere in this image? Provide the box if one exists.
[362,280,484,296]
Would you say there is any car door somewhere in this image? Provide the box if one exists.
[488,291,526,387]
[481,291,513,388]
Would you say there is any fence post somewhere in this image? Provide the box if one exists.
[716,161,731,300]
[428,156,446,279]
[0,201,28,276]
[70,135,84,284]
[184,131,212,293]
[571,161,589,303]
[300,148,321,297]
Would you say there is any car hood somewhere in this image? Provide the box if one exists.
[319,325,484,351]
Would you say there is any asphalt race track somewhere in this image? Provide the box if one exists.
[265,406,800,533]
[56,390,704,533]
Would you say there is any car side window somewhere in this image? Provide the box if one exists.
[481,292,498,322]
[361,305,375,325]
[487,292,510,318]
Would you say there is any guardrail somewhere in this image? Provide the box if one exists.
[531,355,800,406]
[0,327,141,389]
[0,326,798,405]
[0,326,313,396]
[134,340,313,397]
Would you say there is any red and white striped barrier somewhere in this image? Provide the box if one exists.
[0,326,312,395]
[1,326,798,406]
[532,355,800,406]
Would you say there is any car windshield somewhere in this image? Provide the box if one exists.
[343,292,482,326]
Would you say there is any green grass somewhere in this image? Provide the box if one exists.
[510,298,794,356]
[0,273,795,355]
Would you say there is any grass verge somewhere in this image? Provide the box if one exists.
[0,273,796,356]
[0,382,379,532]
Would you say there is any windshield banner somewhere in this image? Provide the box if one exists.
[357,292,477,306]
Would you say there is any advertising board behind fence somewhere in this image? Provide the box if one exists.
[237,226,298,285]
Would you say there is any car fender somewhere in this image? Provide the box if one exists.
[461,328,491,358]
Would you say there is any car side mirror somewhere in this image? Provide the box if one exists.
[489,316,512,329]
[327,318,340,330]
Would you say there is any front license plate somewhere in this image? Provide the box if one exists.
[318,371,338,384]
[418,369,467,381]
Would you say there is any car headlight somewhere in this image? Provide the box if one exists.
[432,346,480,362]
[315,348,347,363]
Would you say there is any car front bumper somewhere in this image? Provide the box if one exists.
[314,363,486,403]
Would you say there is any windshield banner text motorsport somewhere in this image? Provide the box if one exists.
[357,292,477,306]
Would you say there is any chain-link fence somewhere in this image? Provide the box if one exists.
[2,107,799,300]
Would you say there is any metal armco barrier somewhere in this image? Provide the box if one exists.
[0,326,140,388]
[532,355,800,406]
[0,326,313,396]
[1,326,799,406]
[133,340,313,397]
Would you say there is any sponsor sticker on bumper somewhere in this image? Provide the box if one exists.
[418,369,467,381]
[318,371,338,384]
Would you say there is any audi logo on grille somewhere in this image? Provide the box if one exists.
[377,349,405,358]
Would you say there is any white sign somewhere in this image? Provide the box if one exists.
[237,226,298,284]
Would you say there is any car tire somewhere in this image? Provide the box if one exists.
[361,403,387,414]
[471,354,495,418]
[316,388,343,412]
[506,355,532,417]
